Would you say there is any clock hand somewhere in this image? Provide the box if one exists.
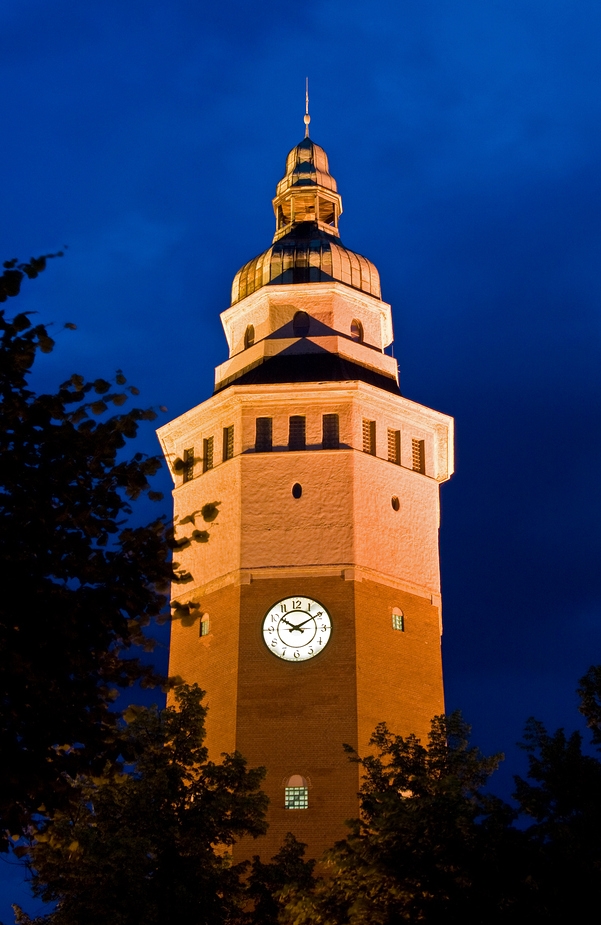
[290,615,315,630]
[280,617,305,633]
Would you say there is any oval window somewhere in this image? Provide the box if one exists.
[244,324,255,349]
[350,319,363,342]
[292,311,310,337]
[391,496,400,511]
[292,483,302,499]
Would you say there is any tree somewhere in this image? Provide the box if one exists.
[245,833,316,925]
[281,713,528,925]
[11,684,268,925]
[0,257,190,846]
[512,665,601,921]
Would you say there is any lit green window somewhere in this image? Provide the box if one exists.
[392,609,404,632]
[285,774,309,809]
[285,787,308,810]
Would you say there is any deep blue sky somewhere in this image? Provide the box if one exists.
[2,0,601,916]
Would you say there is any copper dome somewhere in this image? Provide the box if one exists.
[231,137,381,304]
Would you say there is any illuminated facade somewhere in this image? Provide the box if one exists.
[157,127,454,859]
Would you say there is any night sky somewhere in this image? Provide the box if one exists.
[2,0,601,916]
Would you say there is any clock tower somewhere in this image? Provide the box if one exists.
[157,124,454,860]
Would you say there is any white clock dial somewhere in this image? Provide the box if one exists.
[262,596,332,662]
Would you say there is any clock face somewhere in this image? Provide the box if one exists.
[262,596,332,662]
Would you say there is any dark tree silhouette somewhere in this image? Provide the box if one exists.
[513,665,601,921]
[0,257,185,846]
[281,713,529,925]
[12,685,268,925]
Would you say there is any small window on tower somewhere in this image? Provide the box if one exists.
[350,319,364,343]
[203,437,214,473]
[182,447,194,483]
[244,325,255,349]
[318,197,336,226]
[392,608,404,632]
[200,614,210,637]
[285,775,309,810]
[223,425,234,462]
[322,413,340,449]
[255,417,273,453]
[292,311,310,337]
[412,438,425,474]
[388,429,401,465]
[363,419,376,455]
[288,416,306,451]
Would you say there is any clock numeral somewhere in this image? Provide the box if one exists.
[282,649,286,657]
[321,625,328,632]
[315,611,323,618]
[271,615,277,623]
[318,638,322,646]
[308,648,313,656]
[271,639,277,647]
[293,599,301,609]
[293,650,300,659]
[280,603,287,613]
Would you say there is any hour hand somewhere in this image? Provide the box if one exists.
[281,617,304,632]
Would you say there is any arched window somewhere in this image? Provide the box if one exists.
[292,311,310,337]
[244,324,255,349]
[200,614,210,637]
[350,319,363,342]
[285,774,309,809]
[392,608,404,632]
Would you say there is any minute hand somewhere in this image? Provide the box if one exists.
[290,615,316,630]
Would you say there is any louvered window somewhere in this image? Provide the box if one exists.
[223,425,234,461]
[363,419,376,455]
[288,416,306,450]
[412,438,425,474]
[255,417,273,452]
[388,429,400,465]
[183,447,194,483]
[322,413,340,449]
[203,437,214,472]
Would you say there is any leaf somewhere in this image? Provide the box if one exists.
[90,401,108,415]
[93,378,111,394]
[38,334,55,354]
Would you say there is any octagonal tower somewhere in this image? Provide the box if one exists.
[157,127,454,860]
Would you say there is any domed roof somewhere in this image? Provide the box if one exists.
[231,136,381,304]
[275,138,338,196]
[231,224,381,304]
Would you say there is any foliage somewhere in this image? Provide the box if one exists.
[11,684,268,925]
[281,713,527,925]
[245,833,316,925]
[0,257,188,846]
[512,665,601,920]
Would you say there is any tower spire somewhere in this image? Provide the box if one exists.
[304,77,310,138]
